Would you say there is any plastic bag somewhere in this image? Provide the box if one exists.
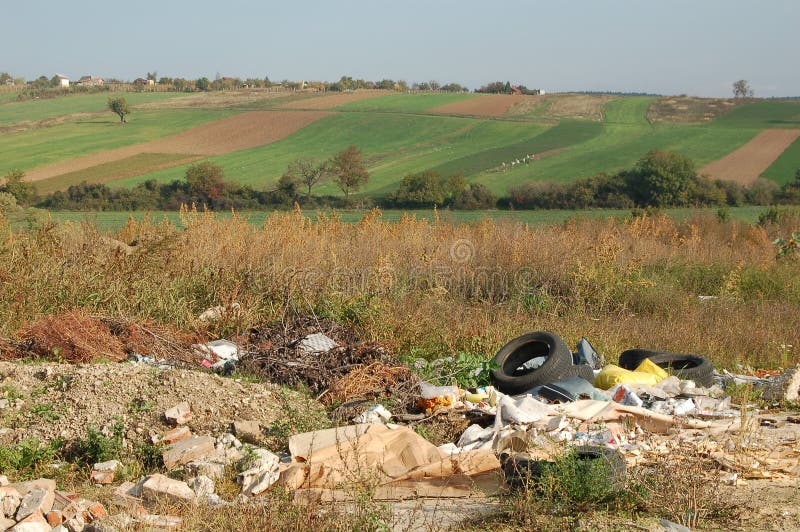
[634,358,669,381]
[594,364,662,390]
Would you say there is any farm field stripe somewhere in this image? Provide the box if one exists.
[279,91,390,109]
[429,94,523,117]
[24,110,329,183]
[699,129,800,185]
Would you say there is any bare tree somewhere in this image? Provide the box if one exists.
[284,157,330,199]
[733,80,754,98]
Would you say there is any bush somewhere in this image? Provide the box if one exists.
[453,183,497,209]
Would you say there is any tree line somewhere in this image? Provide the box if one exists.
[4,149,800,212]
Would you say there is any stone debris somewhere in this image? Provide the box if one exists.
[185,460,226,480]
[188,476,215,498]
[162,435,215,469]
[141,474,195,504]
[9,510,51,532]
[237,448,281,497]
[15,488,54,522]
[1,486,22,518]
[90,460,121,485]
[154,426,192,445]
[232,420,261,444]
[138,514,182,529]
[164,401,192,426]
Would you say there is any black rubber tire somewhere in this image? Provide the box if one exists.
[574,445,627,488]
[560,363,596,384]
[618,349,714,387]
[502,446,626,490]
[490,332,573,395]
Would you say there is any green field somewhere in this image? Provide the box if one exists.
[763,137,800,185]
[0,108,234,177]
[0,92,183,124]
[4,91,800,199]
[39,206,771,232]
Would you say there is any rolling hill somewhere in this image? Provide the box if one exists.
[2,90,799,198]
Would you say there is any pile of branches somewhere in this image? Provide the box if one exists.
[238,315,420,407]
[2,310,205,367]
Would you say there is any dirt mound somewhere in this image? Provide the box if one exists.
[25,110,329,183]
[699,129,800,184]
[0,360,319,445]
[279,90,389,109]
[430,95,522,117]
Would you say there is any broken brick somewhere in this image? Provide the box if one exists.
[164,402,192,425]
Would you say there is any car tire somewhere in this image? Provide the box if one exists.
[618,349,714,387]
[490,332,573,395]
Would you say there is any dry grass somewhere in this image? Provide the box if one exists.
[17,309,126,363]
[1,206,799,370]
[648,96,740,124]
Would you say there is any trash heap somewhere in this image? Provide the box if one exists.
[405,331,800,487]
[2,315,799,530]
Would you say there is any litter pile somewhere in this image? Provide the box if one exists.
[2,314,799,530]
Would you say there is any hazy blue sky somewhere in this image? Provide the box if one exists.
[4,0,797,97]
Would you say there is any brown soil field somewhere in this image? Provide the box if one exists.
[279,90,389,109]
[648,96,740,123]
[25,110,329,183]
[429,94,523,117]
[699,129,800,184]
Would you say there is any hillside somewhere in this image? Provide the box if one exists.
[2,90,800,197]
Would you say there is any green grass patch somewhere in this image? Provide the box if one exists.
[35,153,201,194]
[335,92,478,113]
[0,92,184,124]
[0,108,234,176]
[428,120,603,178]
[762,136,800,185]
[709,100,800,129]
[40,206,768,232]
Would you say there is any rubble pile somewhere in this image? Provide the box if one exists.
[2,318,799,530]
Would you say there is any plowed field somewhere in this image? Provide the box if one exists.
[280,91,389,109]
[25,110,329,182]
[699,129,800,184]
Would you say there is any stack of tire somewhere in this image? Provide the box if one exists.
[490,331,593,395]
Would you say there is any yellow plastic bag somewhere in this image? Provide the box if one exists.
[594,364,662,390]
[635,358,669,382]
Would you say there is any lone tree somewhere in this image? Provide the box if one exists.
[283,157,330,199]
[330,145,369,199]
[185,161,226,204]
[107,97,130,123]
[733,80,753,99]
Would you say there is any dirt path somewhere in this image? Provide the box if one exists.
[25,110,329,182]
[429,94,523,117]
[279,90,389,109]
[699,129,800,184]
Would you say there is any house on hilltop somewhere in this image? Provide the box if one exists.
[54,74,70,87]
[76,75,104,87]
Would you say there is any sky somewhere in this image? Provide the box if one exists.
[3,0,798,97]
